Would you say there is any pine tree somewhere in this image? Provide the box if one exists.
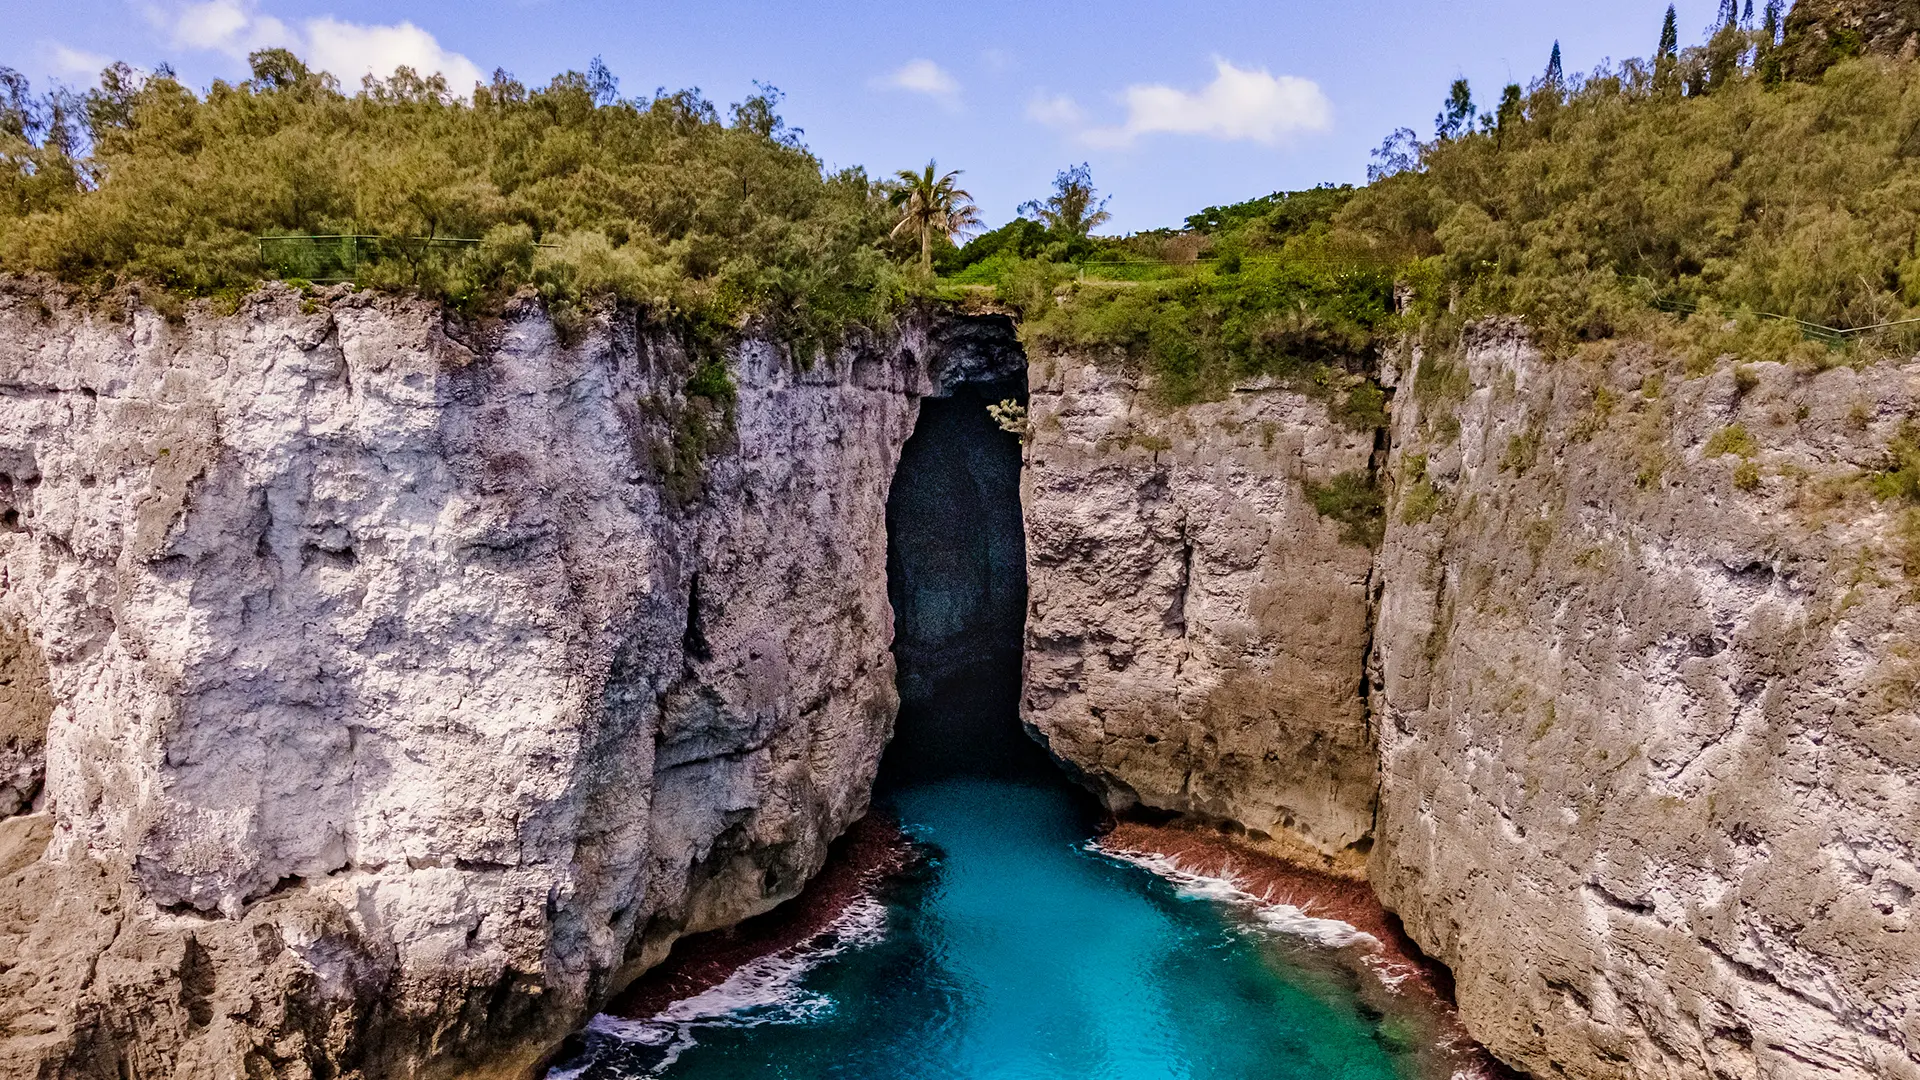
[1545,41,1564,88]
[1741,0,1754,27]
[1758,0,1787,83]
[1707,1,1746,91]
[586,57,619,107]
[1655,4,1681,91]
[1495,83,1524,147]
[1435,78,1474,140]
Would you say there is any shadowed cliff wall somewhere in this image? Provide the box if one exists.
[883,362,1034,782]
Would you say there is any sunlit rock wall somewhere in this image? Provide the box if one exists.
[0,281,984,1079]
[1021,355,1380,876]
[1371,323,1920,1080]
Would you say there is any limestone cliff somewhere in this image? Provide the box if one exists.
[1021,356,1380,876]
[1370,325,1920,1080]
[1018,326,1920,1080]
[0,281,1010,1079]
[6,269,1915,1080]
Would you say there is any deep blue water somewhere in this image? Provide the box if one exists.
[554,778,1416,1080]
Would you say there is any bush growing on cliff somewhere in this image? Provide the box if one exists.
[0,51,903,346]
[1335,34,1920,354]
[1303,470,1386,547]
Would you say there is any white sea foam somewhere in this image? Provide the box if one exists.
[1361,952,1420,991]
[1092,843,1379,951]
[548,892,889,1077]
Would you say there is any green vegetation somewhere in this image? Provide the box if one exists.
[1398,454,1445,525]
[1013,255,1395,405]
[1018,163,1111,244]
[1501,424,1544,473]
[940,168,1393,406]
[889,160,979,276]
[1338,19,1920,356]
[1182,185,1356,237]
[9,1,1920,401]
[1863,422,1920,583]
[1869,421,1920,502]
[649,359,737,506]
[1304,470,1386,547]
[0,51,902,348]
[1706,424,1759,458]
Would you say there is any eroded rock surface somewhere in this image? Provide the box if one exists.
[0,618,52,818]
[0,282,983,1079]
[1371,324,1920,1080]
[1021,357,1379,876]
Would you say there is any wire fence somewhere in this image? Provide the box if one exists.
[1653,295,1920,347]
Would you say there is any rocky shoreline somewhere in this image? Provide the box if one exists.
[604,813,916,1023]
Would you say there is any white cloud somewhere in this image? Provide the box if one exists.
[145,0,483,92]
[160,0,291,55]
[1084,59,1332,147]
[303,17,484,91]
[1026,92,1086,129]
[876,58,961,109]
[48,43,115,77]
[980,48,1013,74]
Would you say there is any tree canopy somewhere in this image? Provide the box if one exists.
[0,51,903,345]
[1018,164,1112,241]
[1337,28,1920,354]
[888,161,979,275]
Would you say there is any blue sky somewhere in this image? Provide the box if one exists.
[11,1,1739,232]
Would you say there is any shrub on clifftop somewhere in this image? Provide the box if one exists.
[0,50,902,344]
[1337,21,1920,353]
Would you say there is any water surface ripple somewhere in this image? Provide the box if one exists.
[555,778,1413,1080]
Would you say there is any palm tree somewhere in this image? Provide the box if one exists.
[889,161,980,275]
[1019,164,1112,240]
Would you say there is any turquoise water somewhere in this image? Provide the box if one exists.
[556,778,1413,1080]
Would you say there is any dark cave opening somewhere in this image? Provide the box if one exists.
[879,373,1055,787]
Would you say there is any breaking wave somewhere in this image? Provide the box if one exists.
[1091,843,1377,948]
[546,893,888,1079]
[1091,842,1433,995]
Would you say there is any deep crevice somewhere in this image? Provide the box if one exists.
[880,372,1047,786]
[878,324,1065,790]
[682,571,712,663]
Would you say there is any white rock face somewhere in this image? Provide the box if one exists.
[1371,324,1920,1080]
[8,273,1914,1080]
[0,282,994,1078]
[1021,357,1379,875]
